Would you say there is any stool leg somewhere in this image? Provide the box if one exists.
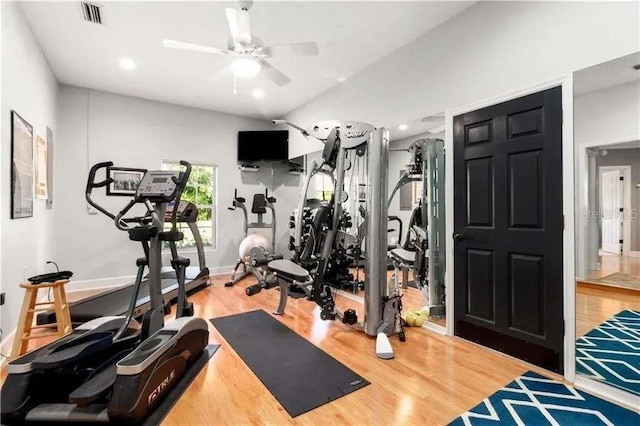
[11,288,38,359]
[59,285,72,333]
[53,285,71,336]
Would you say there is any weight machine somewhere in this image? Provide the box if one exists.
[388,138,446,318]
[256,120,405,359]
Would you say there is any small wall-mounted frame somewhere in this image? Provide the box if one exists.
[11,111,34,219]
[106,166,146,196]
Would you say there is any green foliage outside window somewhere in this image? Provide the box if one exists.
[161,162,216,248]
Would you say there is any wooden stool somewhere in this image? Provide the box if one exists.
[11,279,72,359]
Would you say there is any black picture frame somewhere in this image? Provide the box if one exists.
[106,166,146,196]
[11,111,34,219]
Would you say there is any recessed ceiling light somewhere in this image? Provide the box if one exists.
[337,76,347,83]
[231,58,261,79]
[252,88,265,99]
[398,124,408,131]
[119,57,137,70]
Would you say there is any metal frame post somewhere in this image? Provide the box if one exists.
[364,128,389,336]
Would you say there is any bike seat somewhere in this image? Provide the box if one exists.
[267,259,310,282]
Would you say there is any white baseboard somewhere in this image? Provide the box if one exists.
[628,251,640,258]
[574,375,640,412]
[64,266,234,294]
[208,265,234,276]
[65,275,137,293]
[422,320,447,335]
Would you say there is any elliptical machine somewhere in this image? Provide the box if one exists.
[224,188,283,292]
[1,161,209,425]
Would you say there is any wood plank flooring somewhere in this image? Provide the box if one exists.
[163,275,562,425]
[576,281,640,337]
[2,275,585,425]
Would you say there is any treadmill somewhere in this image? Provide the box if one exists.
[37,200,210,325]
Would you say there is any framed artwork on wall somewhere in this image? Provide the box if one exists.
[106,166,146,196]
[11,111,34,219]
[35,134,48,199]
[46,126,54,209]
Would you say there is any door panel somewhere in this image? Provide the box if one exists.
[466,158,494,227]
[508,151,544,229]
[509,253,544,336]
[467,249,495,323]
[454,87,564,373]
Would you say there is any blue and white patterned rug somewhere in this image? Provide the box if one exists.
[449,371,639,425]
[576,309,640,396]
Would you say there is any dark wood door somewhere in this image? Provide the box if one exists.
[453,87,564,373]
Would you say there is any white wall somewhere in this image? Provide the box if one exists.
[287,1,639,157]
[55,86,301,288]
[1,1,58,338]
[574,81,640,276]
[575,81,640,148]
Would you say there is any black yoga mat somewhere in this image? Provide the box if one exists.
[210,310,370,417]
[142,344,219,426]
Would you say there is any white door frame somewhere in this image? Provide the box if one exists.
[598,165,632,256]
[444,74,576,384]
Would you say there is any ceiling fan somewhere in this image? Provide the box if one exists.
[163,0,319,88]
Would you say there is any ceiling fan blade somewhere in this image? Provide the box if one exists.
[263,42,319,57]
[258,59,291,86]
[226,8,251,50]
[163,39,230,55]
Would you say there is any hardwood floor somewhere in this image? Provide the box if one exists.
[586,252,640,280]
[576,281,640,337]
[3,275,574,425]
[163,276,560,425]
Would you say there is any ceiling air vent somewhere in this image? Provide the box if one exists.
[81,2,103,25]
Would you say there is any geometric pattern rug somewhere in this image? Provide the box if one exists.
[448,371,639,425]
[576,310,640,396]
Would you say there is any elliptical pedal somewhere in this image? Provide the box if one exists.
[69,364,118,406]
[32,332,114,370]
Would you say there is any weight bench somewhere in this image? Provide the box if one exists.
[244,259,312,315]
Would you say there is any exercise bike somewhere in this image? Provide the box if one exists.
[1,161,209,425]
[225,188,283,292]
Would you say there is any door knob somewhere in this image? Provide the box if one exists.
[452,232,468,241]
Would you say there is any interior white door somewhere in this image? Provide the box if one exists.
[600,169,623,254]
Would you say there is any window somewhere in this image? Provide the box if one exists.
[412,180,423,209]
[161,161,216,249]
[313,174,334,201]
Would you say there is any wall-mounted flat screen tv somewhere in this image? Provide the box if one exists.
[237,130,289,162]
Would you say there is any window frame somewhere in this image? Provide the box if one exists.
[161,160,217,251]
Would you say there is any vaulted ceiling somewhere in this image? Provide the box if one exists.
[20,1,474,119]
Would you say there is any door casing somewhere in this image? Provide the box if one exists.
[444,75,576,382]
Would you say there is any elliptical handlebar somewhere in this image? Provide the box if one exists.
[86,161,191,232]
[168,162,191,229]
[85,162,116,220]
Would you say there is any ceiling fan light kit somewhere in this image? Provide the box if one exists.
[162,1,319,88]
[231,58,261,78]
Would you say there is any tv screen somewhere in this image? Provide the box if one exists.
[238,130,289,162]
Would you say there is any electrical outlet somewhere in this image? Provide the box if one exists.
[0,293,5,306]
